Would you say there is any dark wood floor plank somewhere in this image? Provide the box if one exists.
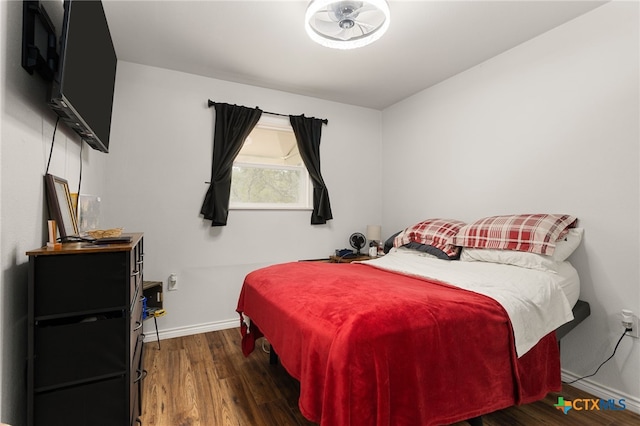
[141,329,640,426]
[172,348,201,425]
[223,329,288,406]
[182,334,221,425]
[205,328,241,381]
[218,375,266,426]
[140,348,168,426]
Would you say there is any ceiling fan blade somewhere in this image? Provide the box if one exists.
[350,24,365,37]
[312,17,343,36]
[316,7,339,22]
[335,28,354,41]
[355,20,376,31]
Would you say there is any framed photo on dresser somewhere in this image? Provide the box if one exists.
[44,174,78,241]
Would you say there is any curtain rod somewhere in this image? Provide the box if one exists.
[207,99,328,125]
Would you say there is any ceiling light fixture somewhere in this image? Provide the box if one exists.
[305,0,391,50]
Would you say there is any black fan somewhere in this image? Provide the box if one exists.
[349,232,366,255]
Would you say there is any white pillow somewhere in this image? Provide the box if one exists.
[459,228,583,272]
[551,228,584,261]
[460,247,559,273]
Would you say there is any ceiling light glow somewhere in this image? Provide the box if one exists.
[305,0,391,50]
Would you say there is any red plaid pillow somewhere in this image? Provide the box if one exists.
[394,219,466,259]
[453,214,577,256]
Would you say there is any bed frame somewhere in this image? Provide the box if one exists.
[557,300,591,340]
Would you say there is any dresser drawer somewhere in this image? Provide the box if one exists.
[34,315,126,389]
[33,252,128,317]
[34,376,127,426]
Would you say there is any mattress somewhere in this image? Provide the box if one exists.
[358,248,577,356]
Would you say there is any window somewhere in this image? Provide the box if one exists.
[230,115,312,210]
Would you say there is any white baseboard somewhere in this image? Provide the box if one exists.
[561,369,640,415]
[142,317,238,343]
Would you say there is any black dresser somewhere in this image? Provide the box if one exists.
[26,233,145,426]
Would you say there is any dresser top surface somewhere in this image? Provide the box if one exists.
[26,233,143,256]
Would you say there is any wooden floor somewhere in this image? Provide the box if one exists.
[141,328,640,426]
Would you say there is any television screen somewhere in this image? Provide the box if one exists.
[49,0,117,153]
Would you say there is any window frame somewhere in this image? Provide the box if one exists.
[229,116,313,211]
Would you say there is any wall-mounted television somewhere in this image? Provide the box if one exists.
[48,0,117,153]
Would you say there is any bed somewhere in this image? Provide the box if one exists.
[236,215,590,425]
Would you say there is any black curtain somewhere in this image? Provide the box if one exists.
[289,114,333,225]
[201,103,262,226]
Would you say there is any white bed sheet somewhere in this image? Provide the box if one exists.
[358,248,576,357]
[554,261,580,308]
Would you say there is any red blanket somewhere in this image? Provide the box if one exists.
[237,262,560,425]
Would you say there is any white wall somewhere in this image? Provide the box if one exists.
[0,1,108,424]
[104,62,382,339]
[4,0,637,422]
[382,1,639,411]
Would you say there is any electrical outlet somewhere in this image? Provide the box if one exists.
[622,310,639,339]
[168,273,178,291]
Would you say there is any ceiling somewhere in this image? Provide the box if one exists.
[102,0,606,110]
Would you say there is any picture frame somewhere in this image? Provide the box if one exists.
[44,174,78,240]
